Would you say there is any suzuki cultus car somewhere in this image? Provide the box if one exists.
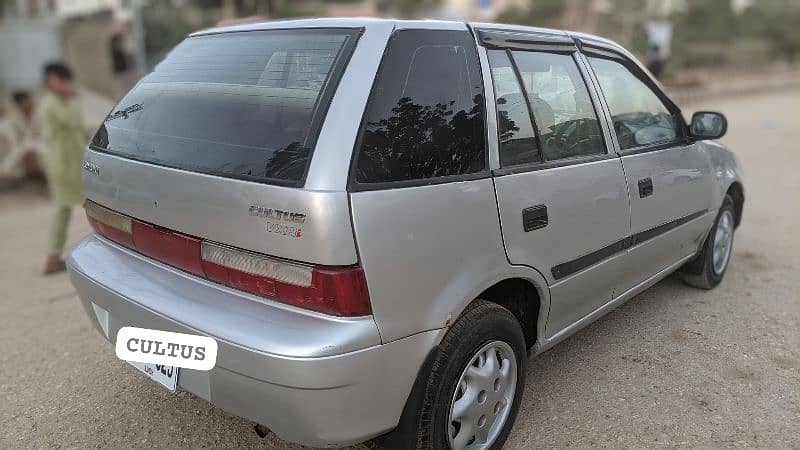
[69,18,743,449]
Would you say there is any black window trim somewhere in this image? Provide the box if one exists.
[89,27,364,188]
[492,152,617,177]
[579,41,691,157]
[483,44,613,175]
[503,49,546,164]
[477,29,577,53]
[347,28,491,193]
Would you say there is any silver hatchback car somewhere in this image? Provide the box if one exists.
[68,18,744,449]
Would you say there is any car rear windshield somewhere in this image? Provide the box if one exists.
[91,29,359,186]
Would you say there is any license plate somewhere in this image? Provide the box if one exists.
[127,361,179,391]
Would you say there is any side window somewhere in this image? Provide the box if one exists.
[511,51,606,161]
[588,56,680,150]
[353,30,485,185]
[487,50,541,166]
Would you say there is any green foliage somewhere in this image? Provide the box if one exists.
[497,0,564,28]
[676,0,737,43]
[273,1,327,18]
[141,3,199,68]
[373,0,442,18]
[497,0,800,69]
[737,0,800,62]
[671,0,800,67]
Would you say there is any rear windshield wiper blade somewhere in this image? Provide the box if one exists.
[105,103,143,122]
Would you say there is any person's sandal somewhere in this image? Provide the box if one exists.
[43,256,67,275]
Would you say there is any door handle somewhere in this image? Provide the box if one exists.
[522,205,548,232]
[638,178,653,198]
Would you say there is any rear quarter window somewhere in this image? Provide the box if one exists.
[91,29,359,186]
[351,29,486,187]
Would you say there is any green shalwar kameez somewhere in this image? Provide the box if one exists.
[38,92,87,254]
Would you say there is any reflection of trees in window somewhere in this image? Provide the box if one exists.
[263,142,309,181]
[496,100,520,143]
[495,96,542,166]
[92,124,109,149]
[356,95,485,183]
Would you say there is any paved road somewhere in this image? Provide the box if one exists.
[1,90,798,449]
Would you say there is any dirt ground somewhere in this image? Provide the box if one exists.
[1,90,798,449]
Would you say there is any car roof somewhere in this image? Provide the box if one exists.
[190,17,627,53]
[191,17,466,36]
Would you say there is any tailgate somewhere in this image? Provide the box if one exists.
[82,149,357,266]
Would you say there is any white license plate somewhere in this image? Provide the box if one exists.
[127,361,179,391]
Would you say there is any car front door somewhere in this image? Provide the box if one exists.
[582,44,716,296]
[481,31,631,337]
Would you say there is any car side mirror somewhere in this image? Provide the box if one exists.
[690,111,727,140]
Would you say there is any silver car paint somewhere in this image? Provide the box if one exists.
[70,236,381,357]
[350,178,515,343]
[703,139,745,206]
[494,159,631,336]
[302,21,394,191]
[79,21,399,266]
[571,34,727,295]
[486,41,634,336]
[67,18,744,448]
[614,146,716,294]
[81,149,360,266]
[69,234,442,446]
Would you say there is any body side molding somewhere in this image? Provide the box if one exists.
[551,209,708,280]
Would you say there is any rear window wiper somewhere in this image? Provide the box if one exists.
[105,103,143,122]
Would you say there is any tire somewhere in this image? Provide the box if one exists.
[379,300,526,450]
[681,195,736,289]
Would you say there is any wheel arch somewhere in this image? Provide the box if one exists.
[702,140,744,228]
[477,278,543,350]
[447,265,551,352]
[725,181,744,228]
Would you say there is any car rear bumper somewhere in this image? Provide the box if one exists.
[67,235,441,447]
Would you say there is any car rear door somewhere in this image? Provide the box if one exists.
[480,30,631,337]
[83,27,368,267]
[347,26,507,343]
[580,41,716,296]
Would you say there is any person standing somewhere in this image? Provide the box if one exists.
[646,43,664,79]
[38,62,87,274]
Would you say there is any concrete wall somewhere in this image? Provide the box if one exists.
[61,11,116,99]
[0,18,63,91]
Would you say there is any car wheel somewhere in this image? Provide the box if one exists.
[381,300,526,449]
[681,195,736,289]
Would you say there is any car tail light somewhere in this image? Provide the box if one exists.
[84,201,372,317]
[132,221,204,276]
[201,242,371,317]
[85,201,134,248]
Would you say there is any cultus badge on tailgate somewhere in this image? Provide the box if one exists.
[249,205,306,239]
[248,205,306,223]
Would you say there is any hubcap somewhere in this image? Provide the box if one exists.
[447,341,518,450]
[712,210,734,275]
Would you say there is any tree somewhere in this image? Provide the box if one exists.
[371,0,441,18]
[497,0,564,28]
[141,2,197,69]
[738,0,800,62]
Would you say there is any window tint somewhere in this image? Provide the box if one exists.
[588,57,679,150]
[91,29,357,185]
[353,30,485,185]
[512,51,605,161]
[487,50,540,166]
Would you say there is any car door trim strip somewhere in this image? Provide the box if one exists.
[550,209,708,280]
